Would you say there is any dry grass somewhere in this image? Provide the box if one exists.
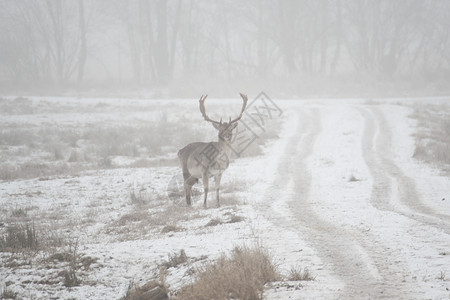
[0,161,72,181]
[410,104,450,173]
[115,210,152,226]
[227,214,245,223]
[287,266,315,281]
[205,212,245,227]
[205,213,245,227]
[46,240,99,287]
[0,102,200,181]
[161,249,188,269]
[0,224,38,252]
[10,207,28,218]
[121,280,169,300]
[161,224,184,234]
[0,286,18,299]
[129,189,153,206]
[205,218,223,227]
[62,268,80,287]
[0,97,283,181]
[107,204,203,240]
[177,244,280,300]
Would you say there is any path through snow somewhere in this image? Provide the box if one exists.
[255,101,450,299]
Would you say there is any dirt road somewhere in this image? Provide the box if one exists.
[256,102,450,299]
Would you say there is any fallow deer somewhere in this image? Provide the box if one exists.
[177,94,248,208]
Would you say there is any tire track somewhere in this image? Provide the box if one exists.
[258,107,406,299]
[359,106,450,234]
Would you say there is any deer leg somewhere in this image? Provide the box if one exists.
[184,182,192,206]
[214,173,222,207]
[183,174,196,206]
[202,173,209,208]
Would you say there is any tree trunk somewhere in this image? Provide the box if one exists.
[77,0,87,88]
[155,0,169,85]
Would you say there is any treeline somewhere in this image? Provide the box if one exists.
[0,0,449,96]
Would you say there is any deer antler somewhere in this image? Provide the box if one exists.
[199,93,248,125]
[230,93,248,123]
[199,95,221,124]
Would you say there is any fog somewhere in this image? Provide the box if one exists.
[1,0,450,97]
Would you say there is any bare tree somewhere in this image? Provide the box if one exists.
[1,0,450,93]
[77,0,87,87]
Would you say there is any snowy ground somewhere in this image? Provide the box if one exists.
[1,97,449,299]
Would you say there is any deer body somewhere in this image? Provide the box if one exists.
[178,94,247,208]
[184,142,230,177]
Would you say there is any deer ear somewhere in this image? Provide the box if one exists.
[212,123,221,130]
[230,122,238,130]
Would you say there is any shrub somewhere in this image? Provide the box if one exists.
[62,268,80,287]
[178,245,280,300]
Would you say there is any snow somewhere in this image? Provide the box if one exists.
[1,97,449,299]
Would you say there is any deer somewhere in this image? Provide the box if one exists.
[177,93,248,208]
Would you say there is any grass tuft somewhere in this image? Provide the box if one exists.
[227,214,245,223]
[121,280,168,300]
[161,224,183,234]
[0,286,18,299]
[178,244,280,300]
[0,224,38,251]
[62,268,80,287]
[205,218,223,227]
[161,249,188,269]
[287,266,315,281]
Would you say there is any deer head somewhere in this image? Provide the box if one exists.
[199,93,248,144]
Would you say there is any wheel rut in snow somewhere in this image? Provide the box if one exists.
[359,106,450,234]
[259,107,403,299]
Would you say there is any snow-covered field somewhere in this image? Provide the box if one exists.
[1,97,449,299]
